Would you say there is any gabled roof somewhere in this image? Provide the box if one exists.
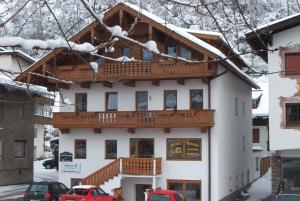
[0,48,36,64]
[245,13,300,62]
[16,2,258,89]
[252,77,268,117]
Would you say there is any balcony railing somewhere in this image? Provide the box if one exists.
[56,60,217,83]
[53,109,214,129]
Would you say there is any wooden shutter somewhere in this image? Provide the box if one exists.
[285,53,300,75]
[253,129,260,143]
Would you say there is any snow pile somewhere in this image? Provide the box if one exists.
[245,169,272,201]
[0,37,97,53]
[144,40,159,54]
[107,25,128,37]
[115,56,136,62]
[89,62,99,73]
[64,98,72,105]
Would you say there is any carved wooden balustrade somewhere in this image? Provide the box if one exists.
[53,110,214,129]
[56,60,217,83]
[81,158,162,186]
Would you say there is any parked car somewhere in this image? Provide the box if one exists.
[146,190,185,201]
[58,185,116,201]
[276,190,300,201]
[42,159,56,169]
[23,182,69,201]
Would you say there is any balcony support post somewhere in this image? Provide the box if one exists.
[120,158,123,174]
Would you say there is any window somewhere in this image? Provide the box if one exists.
[136,91,148,111]
[190,90,203,109]
[167,138,201,160]
[0,104,3,120]
[34,128,37,138]
[143,50,153,61]
[105,140,117,159]
[121,47,131,58]
[0,140,2,160]
[164,90,177,109]
[75,140,86,159]
[106,92,118,111]
[19,105,24,118]
[75,93,87,112]
[282,158,300,189]
[14,140,26,158]
[167,46,177,58]
[285,52,300,76]
[70,178,81,187]
[243,136,245,151]
[255,157,260,171]
[242,101,245,116]
[168,180,201,201]
[286,103,300,126]
[130,138,154,158]
[180,47,191,60]
[253,129,260,143]
[235,98,238,116]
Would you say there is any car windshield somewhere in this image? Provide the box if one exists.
[28,184,48,193]
[67,188,89,195]
[149,194,171,201]
[277,195,300,201]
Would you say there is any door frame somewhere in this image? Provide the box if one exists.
[130,138,154,158]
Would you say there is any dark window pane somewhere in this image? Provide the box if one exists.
[136,91,148,111]
[121,47,131,58]
[168,47,176,58]
[143,50,153,61]
[180,47,191,60]
[286,103,300,126]
[185,139,201,160]
[75,140,86,159]
[185,183,201,201]
[167,139,201,160]
[190,90,203,109]
[105,140,117,159]
[149,194,170,201]
[106,93,118,111]
[76,94,87,112]
[282,158,300,189]
[169,182,183,192]
[167,139,184,159]
[14,141,25,158]
[165,91,177,109]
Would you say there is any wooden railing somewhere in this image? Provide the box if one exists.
[53,110,214,129]
[81,158,162,186]
[56,60,216,82]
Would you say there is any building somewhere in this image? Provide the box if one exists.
[246,13,300,195]
[251,77,270,180]
[17,3,258,201]
[0,48,54,160]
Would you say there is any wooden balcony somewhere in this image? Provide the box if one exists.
[81,158,162,186]
[34,115,52,125]
[53,110,214,131]
[56,60,217,83]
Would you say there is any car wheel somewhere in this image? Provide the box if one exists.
[46,164,51,169]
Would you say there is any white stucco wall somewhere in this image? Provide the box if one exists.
[34,124,45,160]
[210,70,253,200]
[268,25,300,151]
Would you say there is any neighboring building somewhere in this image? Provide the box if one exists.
[0,48,54,160]
[246,13,300,195]
[18,3,258,201]
[251,77,270,180]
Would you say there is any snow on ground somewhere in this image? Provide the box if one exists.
[0,160,58,200]
[245,169,272,201]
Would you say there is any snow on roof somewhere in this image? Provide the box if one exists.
[49,136,60,142]
[0,74,54,98]
[253,146,264,151]
[0,50,36,63]
[179,27,222,37]
[72,185,96,189]
[0,47,6,51]
[252,76,268,117]
[123,3,259,89]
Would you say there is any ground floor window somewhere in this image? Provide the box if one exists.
[167,138,202,160]
[105,140,117,159]
[255,157,260,171]
[70,178,81,187]
[167,180,201,201]
[14,140,26,158]
[75,139,86,159]
[282,158,300,190]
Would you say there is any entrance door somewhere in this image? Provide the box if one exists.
[136,184,152,201]
[130,139,154,158]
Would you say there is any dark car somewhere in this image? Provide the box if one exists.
[42,159,56,169]
[276,190,300,201]
[24,182,69,201]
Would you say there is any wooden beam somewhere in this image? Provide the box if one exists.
[47,84,57,92]
[201,78,209,84]
[93,128,102,134]
[103,81,113,88]
[177,79,185,85]
[80,82,91,89]
[91,27,95,44]
[163,128,171,133]
[128,128,135,134]
[149,25,153,40]
[123,80,135,87]
[119,9,123,26]
[58,83,70,89]
[151,80,160,86]
[60,128,70,134]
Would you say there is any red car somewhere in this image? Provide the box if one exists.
[146,190,185,201]
[58,185,116,201]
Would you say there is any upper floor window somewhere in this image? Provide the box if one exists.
[105,140,117,159]
[167,138,202,160]
[121,47,131,58]
[253,129,260,143]
[75,139,86,159]
[75,93,87,112]
[285,52,300,76]
[19,105,24,118]
[143,50,153,61]
[14,140,26,158]
[136,91,148,111]
[286,103,300,126]
[167,46,177,58]
[164,90,177,109]
[190,89,203,109]
[180,47,191,60]
[106,92,118,111]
